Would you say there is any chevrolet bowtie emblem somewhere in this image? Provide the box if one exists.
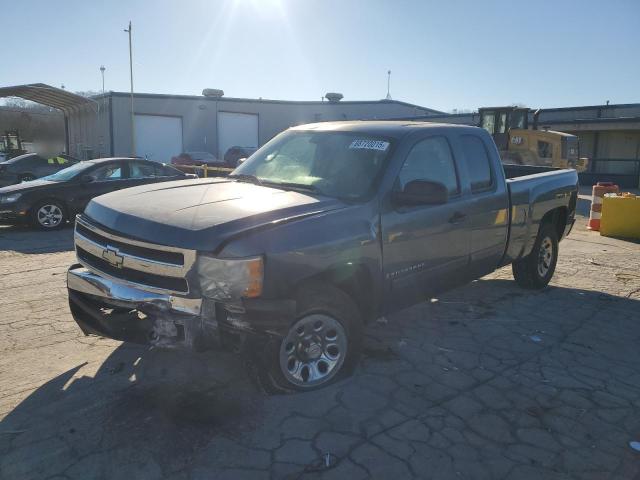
[102,246,124,268]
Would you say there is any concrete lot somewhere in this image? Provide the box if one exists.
[1,204,639,479]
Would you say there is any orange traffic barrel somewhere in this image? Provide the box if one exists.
[587,182,619,231]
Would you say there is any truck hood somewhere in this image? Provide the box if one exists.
[84,178,347,251]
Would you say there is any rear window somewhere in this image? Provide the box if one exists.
[156,164,182,177]
[460,135,493,192]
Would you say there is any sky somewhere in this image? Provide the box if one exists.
[3,0,639,112]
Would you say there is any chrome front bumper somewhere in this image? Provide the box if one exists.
[67,266,202,316]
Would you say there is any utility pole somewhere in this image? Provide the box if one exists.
[124,21,136,156]
[385,70,392,100]
[99,65,106,156]
[100,65,105,94]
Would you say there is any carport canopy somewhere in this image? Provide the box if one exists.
[0,83,96,113]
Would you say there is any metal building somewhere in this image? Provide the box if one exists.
[68,90,441,162]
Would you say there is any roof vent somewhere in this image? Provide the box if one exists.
[325,92,343,103]
[202,88,224,98]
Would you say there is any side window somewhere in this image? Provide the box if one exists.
[538,141,553,159]
[156,164,180,177]
[480,112,495,135]
[91,164,122,181]
[460,135,494,193]
[397,136,459,195]
[129,161,157,178]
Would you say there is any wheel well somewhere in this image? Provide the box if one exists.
[540,207,567,240]
[298,264,377,323]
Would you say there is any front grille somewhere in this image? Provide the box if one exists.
[77,246,189,293]
[76,223,184,265]
[74,215,196,295]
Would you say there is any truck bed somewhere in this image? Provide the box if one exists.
[502,164,579,264]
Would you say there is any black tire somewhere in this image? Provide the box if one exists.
[20,173,36,182]
[31,200,67,230]
[512,223,559,289]
[247,283,363,394]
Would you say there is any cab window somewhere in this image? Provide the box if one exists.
[397,136,459,195]
[460,135,494,193]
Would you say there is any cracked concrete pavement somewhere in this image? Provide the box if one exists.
[1,206,640,479]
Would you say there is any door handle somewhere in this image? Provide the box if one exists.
[449,211,467,224]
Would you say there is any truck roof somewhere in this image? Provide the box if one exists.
[290,120,484,139]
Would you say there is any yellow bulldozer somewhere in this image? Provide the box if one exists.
[478,107,588,172]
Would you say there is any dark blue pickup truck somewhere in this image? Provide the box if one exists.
[67,121,578,392]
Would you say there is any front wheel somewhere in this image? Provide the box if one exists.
[31,200,67,230]
[248,284,363,394]
[512,223,559,289]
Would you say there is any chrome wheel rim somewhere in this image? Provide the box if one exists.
[279,314,347,388]
[37,204,63,227]
[537,236,553,277]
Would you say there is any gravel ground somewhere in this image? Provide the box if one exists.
[1,203,639,479]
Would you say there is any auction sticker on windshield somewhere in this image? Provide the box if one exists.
[349,139,390,151]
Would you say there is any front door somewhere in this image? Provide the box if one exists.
[70,162,129,213]
[382,135,470,311]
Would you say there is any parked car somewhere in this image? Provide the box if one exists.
[0,157,193,229]
[223,146,258,167]
[67,122,578,392]
[0,153,78,187]
[171,151,226,167]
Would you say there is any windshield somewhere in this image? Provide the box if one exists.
[232,130,393,199]
[42,161,94,182]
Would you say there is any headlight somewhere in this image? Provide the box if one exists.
[197,255,263,301]
[0,193,21,204]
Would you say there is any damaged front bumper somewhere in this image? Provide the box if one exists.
[67,264,296,350]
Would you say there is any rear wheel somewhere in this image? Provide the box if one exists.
[31,200,66,230]
[248,283,363,394]
[512,223,558,289]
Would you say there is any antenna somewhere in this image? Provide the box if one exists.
[385,70,392,100]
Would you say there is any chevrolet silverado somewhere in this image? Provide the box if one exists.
[66,121,578,392]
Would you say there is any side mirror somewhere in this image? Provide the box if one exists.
[80,174,95,183]
[392,180,448,206]
[236,157,247,167]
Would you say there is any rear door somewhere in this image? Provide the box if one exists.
[382,134,470,310]
[454,133,509,278]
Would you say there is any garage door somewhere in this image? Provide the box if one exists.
[134,115,183,163]
[217,112,258,159]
